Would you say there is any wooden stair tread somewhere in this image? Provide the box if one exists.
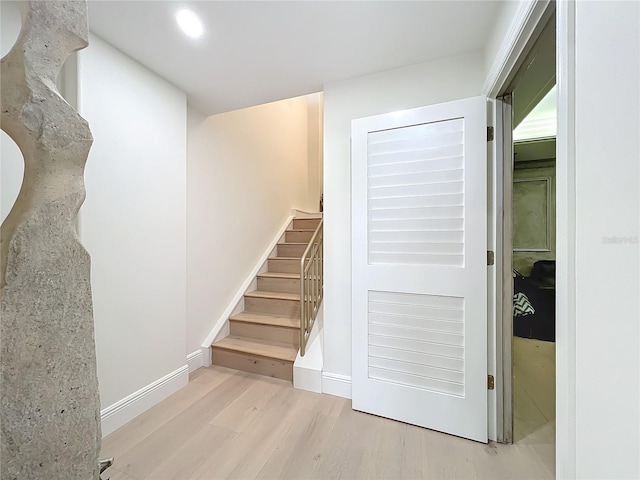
[212,336,297,362]
[278,242,307,246]
[269,256,299,261]
[244,290,300,301]
[286,229,316,232]
[230,312,299,329]
[257,272,300,279]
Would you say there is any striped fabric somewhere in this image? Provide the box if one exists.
[513,292,535,317]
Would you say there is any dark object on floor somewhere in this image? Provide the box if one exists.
[513,260,555,341]
[529,260,556,288]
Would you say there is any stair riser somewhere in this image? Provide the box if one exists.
[268,258,300,274]
[285,231,314,243]
[257,277,300,294]
[230,321,300,347]
[293,218,321,229]
[245,296,300,317]
[277,244,306,258]
[211,348,293,382]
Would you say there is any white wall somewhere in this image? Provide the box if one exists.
[571,1,639,477]
[78,35,187,414]
[187,95,319,354]
[0,128,22,224]
[307,93,324,212]
[1,0,24,223]
[322,51,486,389]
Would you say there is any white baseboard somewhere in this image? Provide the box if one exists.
[187,350,203,373]
[201,345,212,368]
[322,372,352,399]
[100,364,188,437]
[200,215,294,353]
[294,365,323,393]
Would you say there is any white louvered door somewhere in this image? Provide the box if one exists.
[351,96,487,443]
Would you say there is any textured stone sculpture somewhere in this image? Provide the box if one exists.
[1,1,101,478]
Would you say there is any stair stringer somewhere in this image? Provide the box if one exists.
[293,301,324,393]
[199,215,294,366]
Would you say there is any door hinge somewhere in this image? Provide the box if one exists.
[488,375,495,390]
[487,250,495,266]
[487,126,494,142]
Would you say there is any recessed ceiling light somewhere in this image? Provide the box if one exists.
[176,9,203,39]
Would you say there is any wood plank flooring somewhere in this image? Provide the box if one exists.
[102,360,555,480]
[513,336,556,473]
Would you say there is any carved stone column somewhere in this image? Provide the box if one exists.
[1,1,101,478]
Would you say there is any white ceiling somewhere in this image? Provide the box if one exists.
[514,137,555,162]
[514,85,556,142]
[87,1,503,115]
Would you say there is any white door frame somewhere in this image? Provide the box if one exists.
[483,0,577,477]
[497,94,514,444]
[553,1,577,476]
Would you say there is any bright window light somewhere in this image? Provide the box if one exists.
[176,9,203,39]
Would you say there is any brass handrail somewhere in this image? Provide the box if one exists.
[299,218,323,356]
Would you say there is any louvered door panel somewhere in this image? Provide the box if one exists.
[367,119,465,267]
[352,96,487,443]
[368,290,465,397]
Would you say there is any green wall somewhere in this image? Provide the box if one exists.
[513,159,556,275]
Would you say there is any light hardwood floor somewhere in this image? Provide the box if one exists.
[513,337,556,459]
[102,363,554,480]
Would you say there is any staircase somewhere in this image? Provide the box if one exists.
[210,217,322,382]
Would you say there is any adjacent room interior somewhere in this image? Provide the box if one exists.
[508,13,557,451]
[512,97,556,445]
